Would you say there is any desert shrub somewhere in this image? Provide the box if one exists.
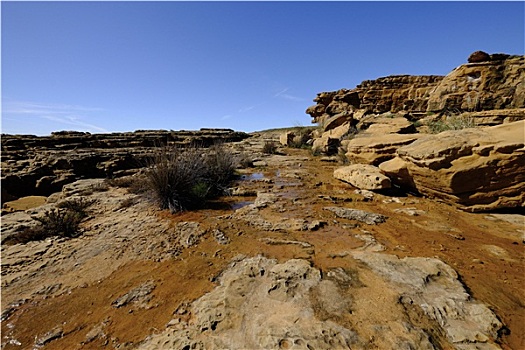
[262,140,278,154]
[143,144,237,213]
[35,208,84,238]
[202,144,237,198]
[289,130,312,149]
[428,116,476,134]
[337,147,350,164]
[57,197,96,217]
[237,154,254,168]
[4,208,85,245]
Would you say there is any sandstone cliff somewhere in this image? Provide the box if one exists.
[306,53,524,127]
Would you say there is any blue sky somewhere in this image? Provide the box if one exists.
[2,1,524,135]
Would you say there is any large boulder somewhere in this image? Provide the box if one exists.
[334,164,391,190]
[380,120,525,211]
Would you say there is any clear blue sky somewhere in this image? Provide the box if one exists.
[2,1,524,135]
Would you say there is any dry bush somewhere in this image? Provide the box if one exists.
[4,207,87,245]
[57,197,96,217]
[262,140,278,154]
[142,144,237,213]
[428,116,476,134]
[202,144,237,198]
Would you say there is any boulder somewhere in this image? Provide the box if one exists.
[334,164,391,190]
[468,50,491,63]
[381,120,525,211]
[321,121,352,140]
[357,115,417,134]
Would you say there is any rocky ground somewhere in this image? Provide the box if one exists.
[1,131,523,350]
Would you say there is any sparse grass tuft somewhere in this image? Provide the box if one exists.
[427,116,476,134]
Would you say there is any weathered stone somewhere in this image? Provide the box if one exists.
[345,133,421,165]
[324,207,387,225]
[334,164,391,190]
[112,281,156,308]
[322,121,352,140]
[357,115,417,134]
[352,252,503,348]
[323,113,351,131]
[427,55,525,112]
[1,129,250,203]
[383,120,525,211]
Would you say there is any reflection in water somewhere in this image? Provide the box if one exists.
[230,201,254,210]
[240,173,264,181]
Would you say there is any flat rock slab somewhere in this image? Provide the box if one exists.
[334,164,391,190]
[324,207,387,225]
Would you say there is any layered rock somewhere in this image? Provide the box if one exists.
[1,129,250,203]
[306,52,525,130]
[427,55,525,112]
[380,120,525,212]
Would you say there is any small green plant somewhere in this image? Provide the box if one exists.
[202,144,237,198]
[262,140,278,154]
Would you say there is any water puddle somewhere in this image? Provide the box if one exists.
[230,201,254,210]
[240,173,265,181]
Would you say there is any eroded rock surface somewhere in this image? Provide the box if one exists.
[139,255,503,350]
[381,121,525,211]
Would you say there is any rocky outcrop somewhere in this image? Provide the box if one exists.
[427,55,524,112]
[1,129,250,203]
[307,75,443,127]
[306,53,524,134]
[380,120,525,212]
[305,52,524,211]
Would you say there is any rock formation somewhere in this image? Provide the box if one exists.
[1,132,523,349]
[306,53,524,129]
[380,120,525,212]
[303,52,525,211]
[1,129,249,203]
